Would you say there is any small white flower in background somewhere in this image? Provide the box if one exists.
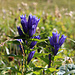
[41,26,45,30]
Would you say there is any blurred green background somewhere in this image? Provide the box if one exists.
[0,0,75,12]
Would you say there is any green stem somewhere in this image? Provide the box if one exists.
[20,42,25,75]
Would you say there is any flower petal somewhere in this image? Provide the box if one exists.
[17,26,24,36]
[20,15,28,33]
[59,35,67,47]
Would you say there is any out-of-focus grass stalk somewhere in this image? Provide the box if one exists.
[20,42,25,75]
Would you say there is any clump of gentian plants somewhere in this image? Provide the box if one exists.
[17,14,40,74]
[48,32,66,68]
[8,14,67,75]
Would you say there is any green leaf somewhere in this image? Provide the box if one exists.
[39,57,49,64]
[7,40,20,45]
[7,34,29,39]
[33,67,44,71]
[10,67,21,73]
[54,56,63,61]
[29,38,48,43]
[48,68,59,72]
[33,53,50,58]
[26,71,32,74]
[33,71,40,75]
[17,72,22,75]
[26,67,44,74]
[13,35,27,39]
[3,54,23,58]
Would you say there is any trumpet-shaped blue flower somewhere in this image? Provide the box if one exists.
[17,26,25,42]
[27,51,35,64]
[20,15,28,33]
[30,35,40,49]
[17,26,24,36]
[19,14,40,37]
[48,32,66,68]
[49,32,67,56]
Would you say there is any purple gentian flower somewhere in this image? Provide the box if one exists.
[28,15,40,37]
[30,35,40,49]
[48,32,66,68]
[17,26,24,36]
[27,51,35,64]
[20,14,40,37]
[17,26,25,42]
[20,15,28,33]
[49,32,67,56]
[17,14,40,41]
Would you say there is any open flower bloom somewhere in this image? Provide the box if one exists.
[17,14,40,64]
[49,32,67,56]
